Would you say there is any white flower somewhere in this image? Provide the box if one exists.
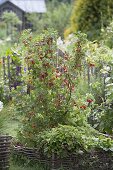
[0,101,3,112]
[104,66,110,72]
[57,37,63,47]
[57,37,67,52]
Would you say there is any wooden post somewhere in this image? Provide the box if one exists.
[103,75,106,103]
[87,65,90,89]
[51,153,56,170]
[2,57,6,85]
[7,56,11,91]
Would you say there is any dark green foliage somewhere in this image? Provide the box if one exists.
[47,0,72,3]
[69,0,113,40]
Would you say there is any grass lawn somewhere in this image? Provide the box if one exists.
[0,104,47,170]
[0,103,20,137]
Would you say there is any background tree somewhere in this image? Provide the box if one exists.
[65,0,113,40]
[2,11,22,42]
[27,1,72,38]
[47,0,73,3]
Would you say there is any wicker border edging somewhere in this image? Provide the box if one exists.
[0,135,12,170]
[12,145,113,170]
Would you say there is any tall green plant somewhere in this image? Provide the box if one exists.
[2,11,22,42]
[11,30,96,147]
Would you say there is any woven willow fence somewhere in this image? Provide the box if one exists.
[13,145,113,170]
[0,135,12,170]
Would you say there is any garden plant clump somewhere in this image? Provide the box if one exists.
[0,1,113,169]
[8,29,113,165]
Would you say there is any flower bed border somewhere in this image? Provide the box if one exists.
[13,145,113,170]
[0,135,12,170]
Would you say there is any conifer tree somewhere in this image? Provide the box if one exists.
[65,0,113,40]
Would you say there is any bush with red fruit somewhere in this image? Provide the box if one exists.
[14,29,85,145]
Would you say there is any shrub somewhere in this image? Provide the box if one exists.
[10,30,113,157]
[14,30,96,147]
[35,125,113,157]
[66,0,113,40]
[13,29,81,145]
